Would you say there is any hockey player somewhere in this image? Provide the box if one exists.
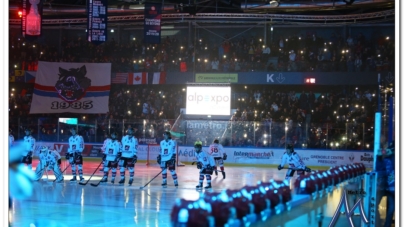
[9,129,14,149]
[100,132,121,184]
[22,128,36,170]
[194,143,216,189]
[66,127,85,182]
[34,146,64,182]
[157,131,178,187]
[118,128,138,185]
[278,144,311,181]
[208,139,227,179]
[99,134,111,172]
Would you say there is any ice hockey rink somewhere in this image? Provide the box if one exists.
[9,160,390,227]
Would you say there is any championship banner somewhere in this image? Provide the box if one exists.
[21,0,43,37]
[144,3,161,44]
[87,0,107,45]
[30,61,111,114]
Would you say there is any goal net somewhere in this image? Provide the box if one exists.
[146,144,185,166]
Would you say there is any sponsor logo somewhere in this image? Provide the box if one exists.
[178,148,197,157]
[187,93,230,104]
[233,150,274,159]
[301,156,309,161]
[139,138,157,144]
[329,190,368,227]
[360,153,373,162]
[349,153,355,162]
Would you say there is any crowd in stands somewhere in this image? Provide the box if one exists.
[8,29,394,149]
[9,82,393,151]
[9,30,394,73]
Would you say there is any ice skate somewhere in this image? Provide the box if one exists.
[174,180,178,187]
[196,184,203,190]
[79,177,85,182]
[111,178,115,184]
[204,183,212,189]
[128,178,133,186]
[70,176,77,182]
[222,172,226,179]
[55,177,64,183]
[119,178,125,184]
[100,177,108,183]
[215,170,218,176]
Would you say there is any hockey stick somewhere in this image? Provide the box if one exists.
[191,162,223,173]
[53,162,71,182]
[90,178,104,187]
[79,160,103,186]
[139,168,165,189]
[44,166,49,181]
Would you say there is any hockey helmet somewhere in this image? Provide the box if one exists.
[286,144,294,152]
[24,127,32,134]
[111,131,118,138]
[194,143,202,152]
[213,138,219,144]
[163,131,171,138]
[40,146,48,152]
[194,141,203,146]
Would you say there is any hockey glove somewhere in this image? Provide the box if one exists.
[74,152,82,160]
[57,159,61,165]
[157,155,161,165]
[196,162,202,169]
[304,167,311,172]
[65,153,70,159]
[277,165,283,170]
[170,154,176,162]
[102,154,106,161]
[223,153,227,161]
[132,155,137,163]
[27,151,33,157]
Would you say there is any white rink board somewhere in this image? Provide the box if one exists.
[14,142,374,168]
[177,146,374,168]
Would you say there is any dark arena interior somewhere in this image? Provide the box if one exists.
[8,0,396,227]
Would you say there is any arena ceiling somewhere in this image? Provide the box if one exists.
[8,0,395,27]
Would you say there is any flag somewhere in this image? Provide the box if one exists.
[111,73,128,84]
[25,71,36,83]
[128,72,146,85]
[14,70,25,82]
[152,72,166,84]
[127,72,166,85]
[30,61,111,114]
[9,69,15,82]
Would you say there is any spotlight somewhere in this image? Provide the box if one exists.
[269,0,279,7]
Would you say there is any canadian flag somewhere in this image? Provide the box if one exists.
[127,72,166,85]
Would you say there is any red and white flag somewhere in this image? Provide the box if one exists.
[128,73,147,84]
[127,72,166,85]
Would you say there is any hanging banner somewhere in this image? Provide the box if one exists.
[21,0,43,37]
[87,0,107,45]
[144,3,161,44]
[30,61,111,114]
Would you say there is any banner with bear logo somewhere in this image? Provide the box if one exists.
[29,61,111,114]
